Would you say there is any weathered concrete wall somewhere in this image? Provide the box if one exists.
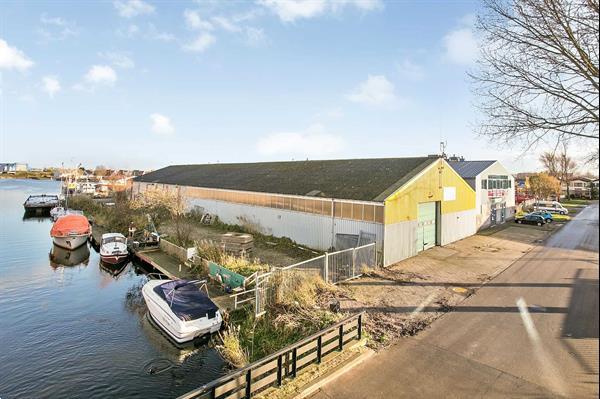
[159,239,197,263]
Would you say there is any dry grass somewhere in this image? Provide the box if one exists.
[225,272,344,364]
[196,241,270,277]
[217,325,249,368]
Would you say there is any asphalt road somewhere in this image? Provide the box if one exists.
[312,203,599,399]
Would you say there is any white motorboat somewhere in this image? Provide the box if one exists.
[50,207,83,221]
[50,214,91,250]
[50,206,65,221]
[100,233,129,265]
[142,279,222,344]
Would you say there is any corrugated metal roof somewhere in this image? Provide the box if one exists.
[134,157,438,202]
[448,160,496,179]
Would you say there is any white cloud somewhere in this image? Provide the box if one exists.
[184,9,214,30]
[258,0,382,22]
[150,113,175,135]
[147,23,176,42]
[396,59,425,80]
[84,65,117,85]
[257,124,344,157]
[244,27,267,46]
[258,0,327,22]
[38,14,78,41]
[114,0,155,18]
[183,32,216,52]
[42,76,61,98]
[346,75,397,106]
[442,15,479,65]
[100,52,135,69]
[0,39,34,71]
[211,16,242,32]
[314,107,344,120]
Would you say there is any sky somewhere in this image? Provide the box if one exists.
[0,0,589,172]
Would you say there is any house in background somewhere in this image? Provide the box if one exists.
[561,177,595,199]
[133,156,477,266]
[449,160,516,230]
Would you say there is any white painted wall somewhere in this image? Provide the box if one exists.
[441,209,477,245]
[474,162,516,229]
[383,220,418,266]
[186,197,384,252]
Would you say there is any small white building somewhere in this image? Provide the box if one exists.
[449,160,516,230]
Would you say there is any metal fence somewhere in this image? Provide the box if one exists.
[253,243,376,317]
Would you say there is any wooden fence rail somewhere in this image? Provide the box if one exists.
[177,312,364,399]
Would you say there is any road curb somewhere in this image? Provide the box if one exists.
[293,348,375,399]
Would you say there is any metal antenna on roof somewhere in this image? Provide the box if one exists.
[440,141,447,159]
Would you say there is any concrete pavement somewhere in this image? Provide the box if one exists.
[310,203,599,398]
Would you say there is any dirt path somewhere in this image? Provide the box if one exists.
[336,223,562,346]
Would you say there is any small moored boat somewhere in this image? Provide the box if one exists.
[100,233,129,265]
[50,214,91,250]
[142,279,222,344]
[50,207,84,221]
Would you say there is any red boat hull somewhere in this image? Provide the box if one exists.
[100,254,129,265]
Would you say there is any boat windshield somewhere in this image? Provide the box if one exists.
[103,236,126,245]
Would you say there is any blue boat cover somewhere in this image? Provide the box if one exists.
[153,280,218,321]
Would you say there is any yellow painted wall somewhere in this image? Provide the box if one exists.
[384,159,476,224]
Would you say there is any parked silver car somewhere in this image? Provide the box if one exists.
[533,201,569,215]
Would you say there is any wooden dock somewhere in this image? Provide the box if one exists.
[133,248,235,311]
[89,223,108,250]
[134,249,196,279]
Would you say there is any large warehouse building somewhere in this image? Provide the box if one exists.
[448,160,516,230]
[133,156,476,266]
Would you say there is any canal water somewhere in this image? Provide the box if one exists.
[0,179,227,398]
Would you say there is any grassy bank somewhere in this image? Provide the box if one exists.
[218,273,343,366]
[68,193,147,235]
[0,171,55,179]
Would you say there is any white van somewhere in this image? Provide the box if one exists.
[534,201,569,215]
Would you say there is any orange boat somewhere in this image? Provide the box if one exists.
[50,214,91,250]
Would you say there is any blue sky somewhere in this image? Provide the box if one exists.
[0,0,562,171]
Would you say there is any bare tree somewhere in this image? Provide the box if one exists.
[558,143,578,197]
[472,0,599,162]
[539,151,560,177]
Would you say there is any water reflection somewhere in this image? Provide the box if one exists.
[1,180,227,398]
[49,243,90,267]
[99,260,129,277]
[22,213,51,222]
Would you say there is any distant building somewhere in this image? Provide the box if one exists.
[561,177,595,199]
[133,156,478,266]
[449,160,516,230]
[0,163,28,173]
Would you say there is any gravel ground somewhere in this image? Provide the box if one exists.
[334,224,559,347]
